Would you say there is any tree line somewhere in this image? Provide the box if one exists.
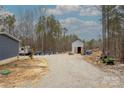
[102,5,124,63]
[0,6,79,53]
[35,15,79,52]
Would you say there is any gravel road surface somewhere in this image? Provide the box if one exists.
[35,54,121,88]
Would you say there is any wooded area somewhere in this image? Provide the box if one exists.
[0,6,79,53]
[102,5,124,63]
[1,5,124,63]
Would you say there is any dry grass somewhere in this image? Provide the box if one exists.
[83,50,102,64]
[0,57,48,87]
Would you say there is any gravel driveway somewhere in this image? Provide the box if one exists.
[35,54,122,88]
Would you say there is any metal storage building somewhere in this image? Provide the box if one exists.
[0,32,19,60]
[72,40,84,54]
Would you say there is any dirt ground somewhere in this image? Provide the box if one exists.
[0,56,48,88]
[83,50,124,87]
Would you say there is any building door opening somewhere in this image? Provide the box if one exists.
[77,47,81,53]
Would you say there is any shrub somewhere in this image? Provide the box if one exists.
[101,56,115,65]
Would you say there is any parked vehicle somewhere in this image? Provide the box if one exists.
[34,51,44,55]
[84,50,92,55]
[19,46,31,55]
[44,51,51,55]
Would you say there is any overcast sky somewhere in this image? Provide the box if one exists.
[4,5,102,40]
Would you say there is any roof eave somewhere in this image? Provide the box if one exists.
[0,32,20,42]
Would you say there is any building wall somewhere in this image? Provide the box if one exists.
[72,46,83,54]
[72,40,84,54]
[0,34,19,60]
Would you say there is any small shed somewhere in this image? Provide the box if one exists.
[0,32,20,61]
[72,40,84,54]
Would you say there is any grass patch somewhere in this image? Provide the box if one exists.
[0,69,11,75]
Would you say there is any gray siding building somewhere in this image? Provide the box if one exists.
[0,32,19,60]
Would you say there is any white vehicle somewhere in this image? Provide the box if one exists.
[19,46,30,55]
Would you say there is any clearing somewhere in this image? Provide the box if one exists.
[0,54,123,88]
